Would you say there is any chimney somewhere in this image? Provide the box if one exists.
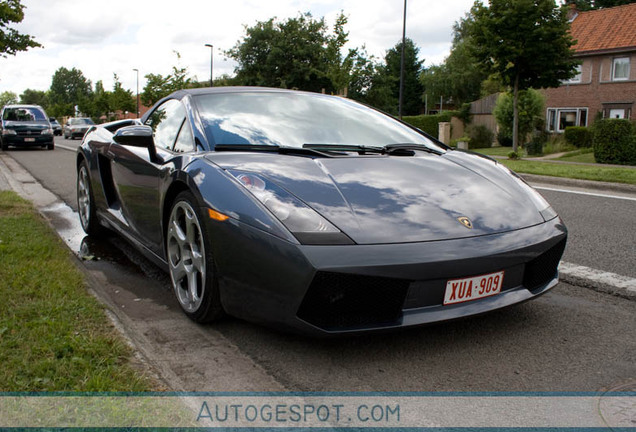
[566,1,579,21]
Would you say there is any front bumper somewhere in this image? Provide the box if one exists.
[211,216,567,336]
[2,135,53,148]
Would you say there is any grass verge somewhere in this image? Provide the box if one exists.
[0,190,152,391]
[498,159,636,184]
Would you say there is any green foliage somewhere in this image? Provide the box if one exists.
[468,125,494,149]
[48,67,93,117]
[493,89,545,143]
[507,151,520,159]
[227,13,333,92]
[420,13,488,106]
[468,0,578,151]
[0,0,41,57]
[570,0,636,9]
[109,74,135,114]
[524,140,544,156]
[564,126,592,148]
[401,112,454,137]
[497,129,513,147]
[592,119,636,165]
[141,52,193,106]
[0,90,17,107]
[19,89,47,108]
[381,38,424,115]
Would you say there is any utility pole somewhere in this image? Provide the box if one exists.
[205,44,214,87]
[398,0,407,119]
[133,68,139,118]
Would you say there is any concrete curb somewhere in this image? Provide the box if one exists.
[520,173,636,194]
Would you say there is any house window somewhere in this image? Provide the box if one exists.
[612,57,630,81]
[546,108,588,132]
[609,109,626,119]
[565,64,582,83]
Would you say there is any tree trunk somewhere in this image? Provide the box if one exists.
[512,75,519,153]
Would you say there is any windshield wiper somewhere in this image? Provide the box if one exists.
[303,143,385,155]
[383,143,444,156]
[214,144,325,157]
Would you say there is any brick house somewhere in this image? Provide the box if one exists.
[542,3,636,132]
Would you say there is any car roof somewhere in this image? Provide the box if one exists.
[169,86,321,99]
[2,104,45,110]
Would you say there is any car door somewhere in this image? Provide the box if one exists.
[109,98,188,255]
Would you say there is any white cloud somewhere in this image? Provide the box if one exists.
[0,0,473,98]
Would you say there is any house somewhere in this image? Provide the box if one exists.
[542,3,636,132]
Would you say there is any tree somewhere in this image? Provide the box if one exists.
[421,12,489,107]
[468,0,578,152]
[0,90,17,107]
[19,89,48,108]
[141,52,193,106]
[493,89,545,144]
[566,0,636,9]
[381,38,424,115]
[227,13,333,92]
[109,74,135,114]
[0,0,40,57]
[48,67,93,117]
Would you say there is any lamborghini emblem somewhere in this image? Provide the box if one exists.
[458,216,473,229]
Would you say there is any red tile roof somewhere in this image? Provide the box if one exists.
[570,3,636,54]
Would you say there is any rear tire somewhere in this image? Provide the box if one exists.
[166,191,224,323]
[77,160,103,236]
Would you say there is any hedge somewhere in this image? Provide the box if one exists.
[402,112,454,137]
[468,125,494,149]
[592,119,636,165]
[564,126,592,148]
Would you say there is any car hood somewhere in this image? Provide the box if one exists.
[3,121,49,130]
[206,150,546,244]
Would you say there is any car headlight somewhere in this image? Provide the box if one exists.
[229,170,353,245]
[2,129,17,136]
[41,128,53,135]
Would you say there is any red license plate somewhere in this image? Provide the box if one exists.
[444,271,504,305]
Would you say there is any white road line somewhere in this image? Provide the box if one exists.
[533,186,636,201]
[560,261,636,297]
[55,144,78,152]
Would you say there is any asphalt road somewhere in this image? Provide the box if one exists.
[3,139,635,392]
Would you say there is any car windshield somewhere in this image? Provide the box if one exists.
[2,107,47,122]
[194,92,442,151]
[69,118,94,125]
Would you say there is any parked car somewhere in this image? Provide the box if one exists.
[49,118,62,136]
[64,117,95,139]
[76,87,567,335]
[0,105,54,151]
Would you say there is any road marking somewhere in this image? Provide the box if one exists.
[560,261,636,298]
[534,186,636,202]
[55,144,78,152]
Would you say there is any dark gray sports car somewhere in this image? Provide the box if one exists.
[76,87,567,335]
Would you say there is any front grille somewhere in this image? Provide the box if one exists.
[523,238,567,291]
[297,272,409,330]
[17,130,40,136]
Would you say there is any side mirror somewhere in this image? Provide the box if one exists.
[113,125,158,162]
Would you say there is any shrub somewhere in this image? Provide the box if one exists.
[450,136,470,148]
[497,130,512,147]
[493,89,545,142]
[507,151,519,159]
[524,140,543,156]
[564,126,592,148]
[468,125,494,149]
[593,119,636,165]
[402,112,454,137]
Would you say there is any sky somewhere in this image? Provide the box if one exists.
[0,0,475,98]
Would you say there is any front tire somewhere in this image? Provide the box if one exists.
[167,191,224,323]
[47,143,54,150]
[77,160,103,236]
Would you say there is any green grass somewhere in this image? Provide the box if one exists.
[556,148,596,163]
[472,146,514,157]
[0,191,153,391]
[499,159,636,184]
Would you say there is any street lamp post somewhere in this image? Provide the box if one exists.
[205,44,214,87]
[398,0,407,120]
[133,68,140,118]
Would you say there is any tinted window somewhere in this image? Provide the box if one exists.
[69,118,95,125]
[145,99,186,151]
[194,92,441,150]
[3,107,47,122]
